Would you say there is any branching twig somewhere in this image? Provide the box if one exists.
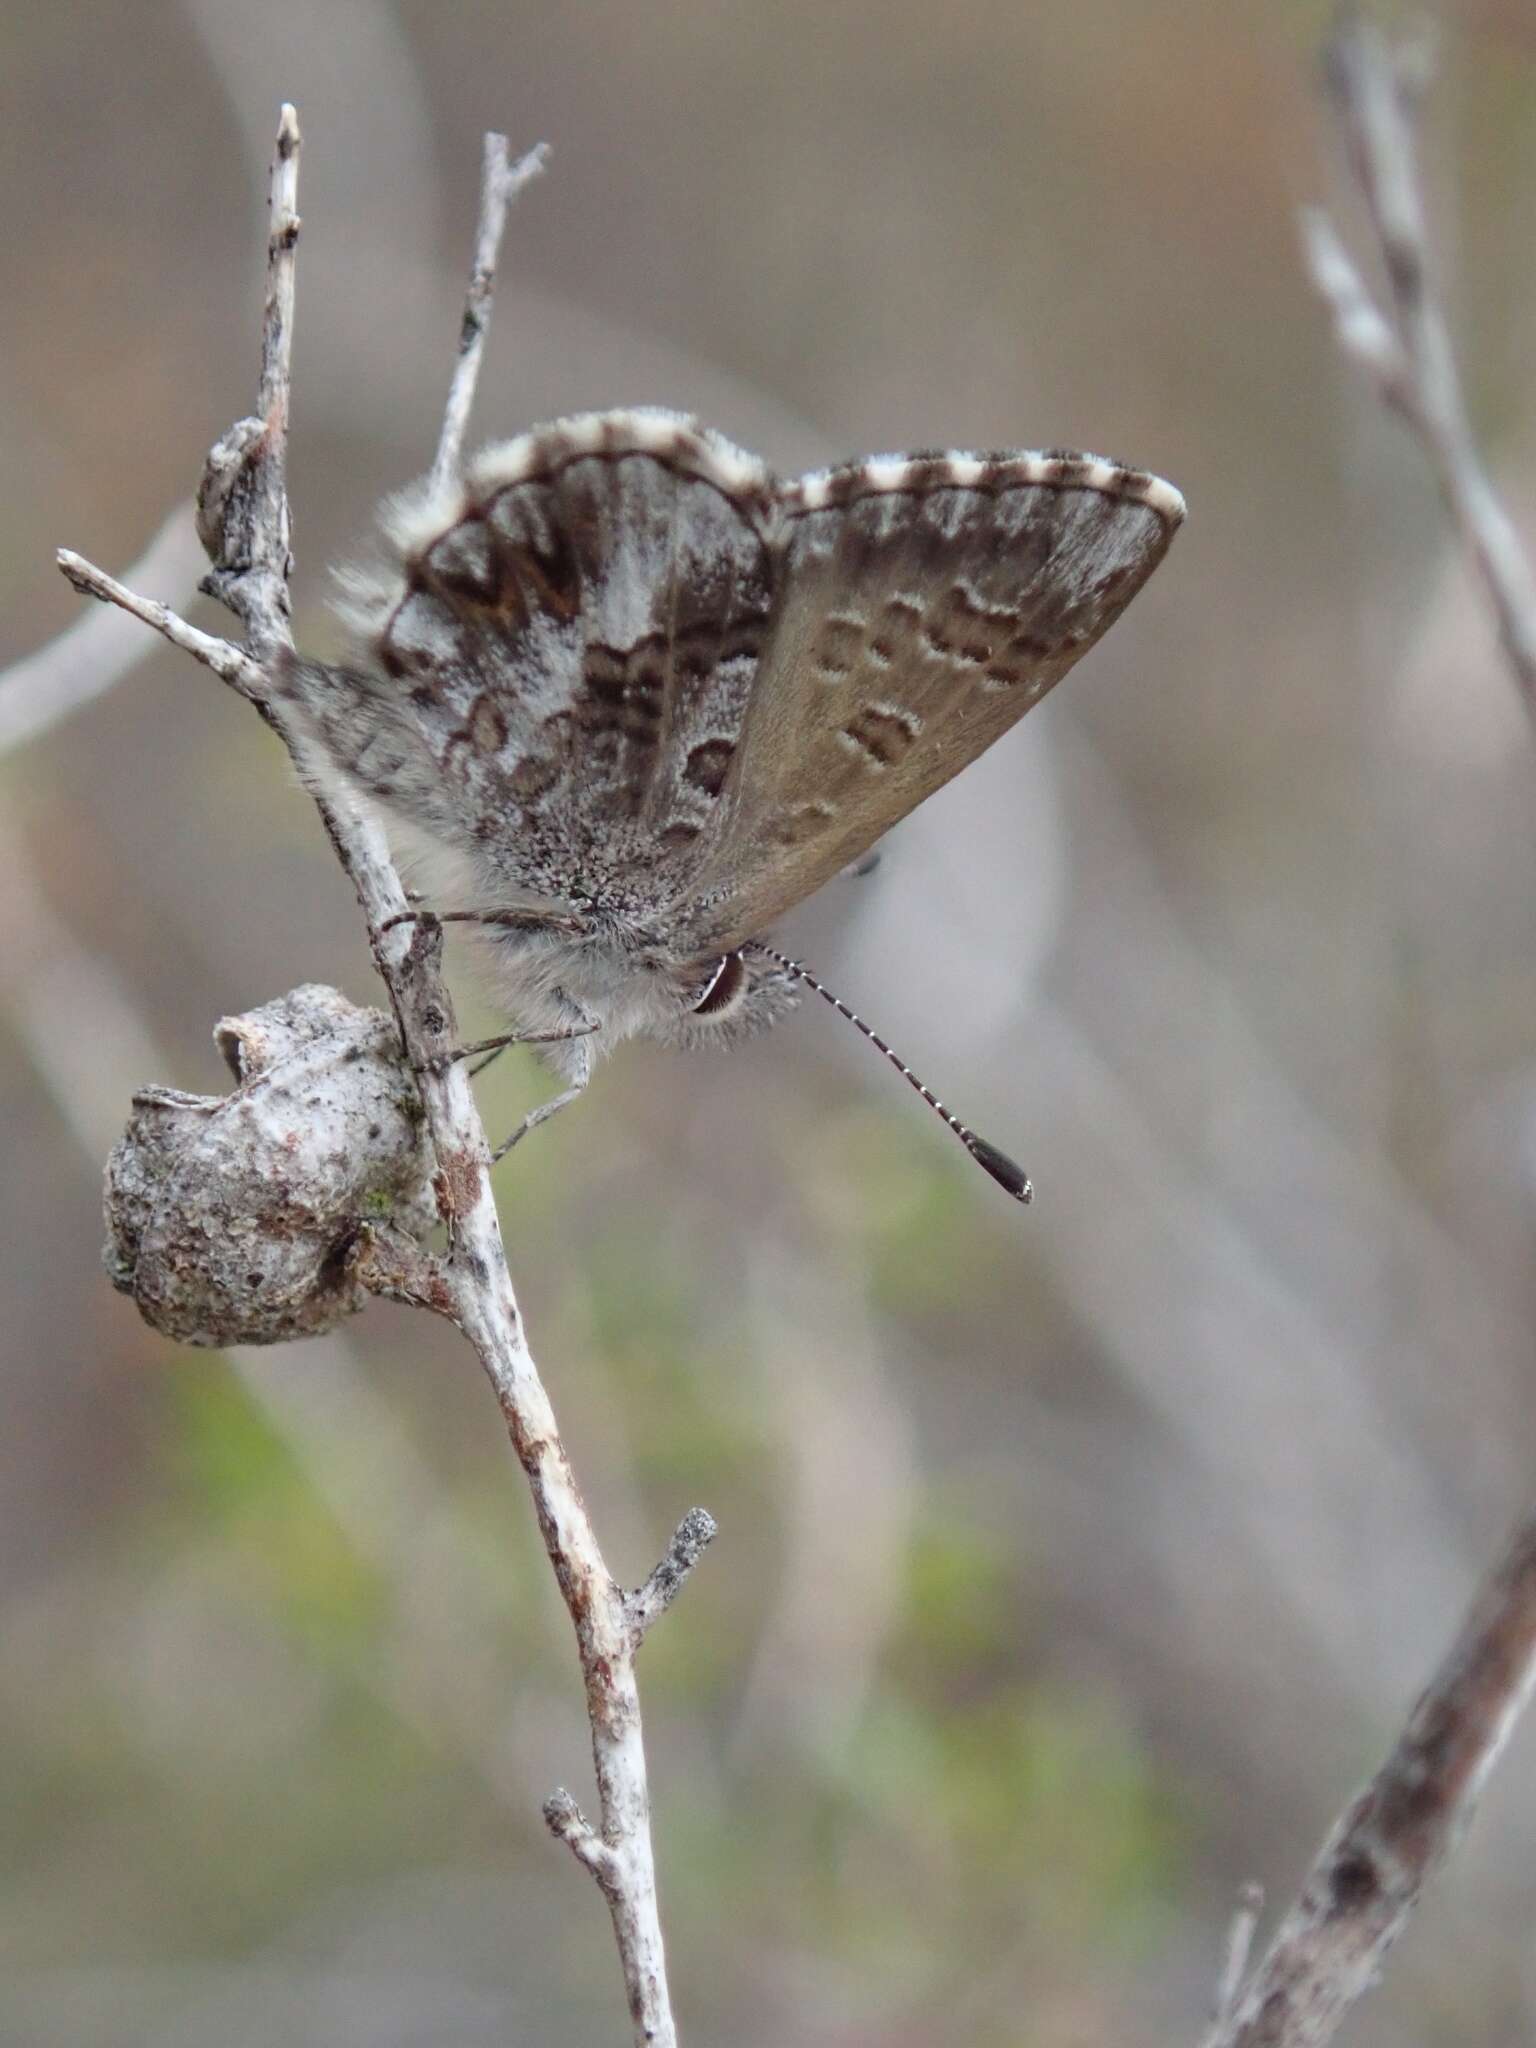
[433,135,548,493]
[629,1508,719,1643]
[58,108,694,2048]
[1202,1511,1536,2047]
[1301,14,1536,716]
[54,549,267,702]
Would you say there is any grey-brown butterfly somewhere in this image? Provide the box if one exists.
[279,408,1183,1200]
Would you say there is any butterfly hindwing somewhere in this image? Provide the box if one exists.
[286,412,781,911]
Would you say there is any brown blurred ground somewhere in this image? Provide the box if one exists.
[7,3,1536,2043]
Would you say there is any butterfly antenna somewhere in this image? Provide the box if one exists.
[743,941,1032,1204]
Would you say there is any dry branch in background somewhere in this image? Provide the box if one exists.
[1199,19,1536,2046]
[0,505,204,750]
[1300,15,1536,718]
[1203,1513,1536,2048]
[57,108,703,2048]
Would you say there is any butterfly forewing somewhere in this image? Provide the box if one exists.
[671,449,1183,955]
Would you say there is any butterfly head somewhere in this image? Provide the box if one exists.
[659,945,801,1050]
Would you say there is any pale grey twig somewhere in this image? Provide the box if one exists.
[195,104,302,645]
[1302,15,1536,715]
[629,1508,718,1642]
[56,107,684,2048]
[254,103,300,611]
[54,550,267,703]
[431,135,549,494]
[544,1787,624,1891]
[1204,1510,1536,2047]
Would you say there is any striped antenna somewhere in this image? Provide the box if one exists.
[743,941,1032,1205]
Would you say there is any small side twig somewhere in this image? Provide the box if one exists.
[350,1223,457,1320]
[629,1508,719,1643]
[55,550,267,703]
[1203,1511,1536,2048]
[432,134,548,493]
[1301,13,1536,715]
[198,103,302,642]
[544,1787,624,1893]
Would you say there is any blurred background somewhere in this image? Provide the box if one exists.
[7,2,1536,2042]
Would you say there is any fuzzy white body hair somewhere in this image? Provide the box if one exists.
[483,920,685,1081]
[474,908,800,1080]
[375,827,797,1084]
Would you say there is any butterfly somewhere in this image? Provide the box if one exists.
[279,408,1183,1196]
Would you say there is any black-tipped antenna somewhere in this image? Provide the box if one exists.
[743,941,1033,1205]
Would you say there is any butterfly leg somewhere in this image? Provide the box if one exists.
[417,1022,598,1081]
[380,907,592,938]
[488,993,596,1162]
[449,1023,599,1065]
[491,1076,589,1162]
[492,1041,594,1162]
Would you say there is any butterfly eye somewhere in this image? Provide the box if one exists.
[690,951,747,1017]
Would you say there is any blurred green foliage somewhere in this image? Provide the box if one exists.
[2,1321,1187,2035]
